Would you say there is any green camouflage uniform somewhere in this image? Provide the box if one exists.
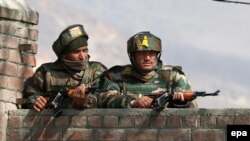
[23,24,107,109]
[23,60,106,109]
[97,31,197,108]
[97,63,197,108]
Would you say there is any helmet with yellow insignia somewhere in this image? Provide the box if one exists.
[127,31,162,61]
[52,24,89,57]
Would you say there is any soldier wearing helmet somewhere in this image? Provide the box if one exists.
[23,24,107,112]
[97,31,197,108]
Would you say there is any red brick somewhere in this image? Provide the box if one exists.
[23,116,39,128]
[150,115,166,128]
[0,7,38,24]
[71,116,87,127]
[134,115,149,128]
[0,115,7,128]
[6,77,24,91]
[32,129,62,140]
[200,116,216,128]
[0,75,7,88]
[39,116,55,128]
[96,129,125,141]
[7,116,23,128]
[21,53,36,67]
[0,24,38,41]
[17,65,34,79]
[0,89,17,103]
[25,10,39,25]
[217,116,234,128]
[63,129,93,140]
[234,116,250,124]
[0,62,18,76]
[19,39,36,46]
[159,129,191,141]
[103,115,118,128]
[8,49,21,64]
[2,44,37,66]
[27,28,39,41]
[166,117,182,128]
[6,129,30,141]
[55,116,69,127]
[0,46,36,66]
[127,129,157,141]
[183,116,200,128]
[88,115,102,128]
[19,43,38,54]
[0,47,9,60]
[0,34,19,49]
[0,131,3,141]
[119,116,134,128]
[192,129,225,141]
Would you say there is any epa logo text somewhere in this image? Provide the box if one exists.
[231,131,247,138]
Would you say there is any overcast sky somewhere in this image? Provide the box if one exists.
[26,0,250,108]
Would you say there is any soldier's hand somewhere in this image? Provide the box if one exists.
[130,96,153,108]
[172,92,185,101]
[33,96,50,112]
[70,84,88,107]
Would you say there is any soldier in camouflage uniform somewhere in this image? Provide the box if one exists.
[97,31,197,108]
[23,24,107,112]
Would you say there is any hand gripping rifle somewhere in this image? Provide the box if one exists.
[152,90,220,111]
[49,80,98,118]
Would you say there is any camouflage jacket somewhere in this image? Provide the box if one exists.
[97,64,197,108]
[23,60,107,109]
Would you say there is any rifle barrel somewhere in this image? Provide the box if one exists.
[195,90,220,96]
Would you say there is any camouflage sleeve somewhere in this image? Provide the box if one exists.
[97,66,136,108]
[170,70,196,107]
[97,91,136,108]
[81,62,107,108]
[22,66,47,108]
[172,70,192,92]
[89,62,108,89]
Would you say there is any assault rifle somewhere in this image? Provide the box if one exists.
[152,90,220,111]
[49,86,98,118]
[213,0,250,5]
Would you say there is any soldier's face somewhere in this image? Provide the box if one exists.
[134,51,158,72]
[64,46,89,61]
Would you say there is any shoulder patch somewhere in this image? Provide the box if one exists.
[124,65,133,73]
[161,65,175,71]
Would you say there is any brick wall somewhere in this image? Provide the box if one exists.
[1,1,250,141]
[0,0,38,106]
[0,0,38,140]
[4,108,250,141]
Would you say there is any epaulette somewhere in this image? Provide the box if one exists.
[105,65,126,82]
[108,65,126,73]
[161,65,185,75]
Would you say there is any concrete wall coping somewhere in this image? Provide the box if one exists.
[7,108,250,117]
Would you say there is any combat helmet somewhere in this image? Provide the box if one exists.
[52,24,89,57]
[127,31,162,66]
[127,31,161,54]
